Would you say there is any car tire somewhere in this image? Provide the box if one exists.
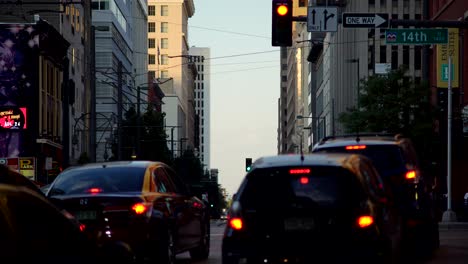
[156,230,176,264]
[189,223,210,260]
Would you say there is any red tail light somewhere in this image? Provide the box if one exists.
[299,177,309,185]
[345,145,366,150]
[132,203,150,215]
[357,215,374,228]
[86,187,103,194]
[289,168,311,174]
[405,170,416,180]
[79,223,86,232]
[229,217,243,230]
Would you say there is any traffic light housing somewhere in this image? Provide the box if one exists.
[245,158,252,172]
[272,0,293,47]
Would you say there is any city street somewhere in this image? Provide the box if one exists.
[176,221,468,264]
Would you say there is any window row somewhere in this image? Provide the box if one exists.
[148,5,169,16]
[148,22,169,33]
[148,54,169,65]
[148,38,169,49]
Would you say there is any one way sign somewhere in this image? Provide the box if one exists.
[342,13,389,28]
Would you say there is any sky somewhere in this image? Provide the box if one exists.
[189,0,280,196]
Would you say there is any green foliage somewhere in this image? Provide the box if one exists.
[173,149,204,185]
[338,66,436,162]
[113,107,172,164]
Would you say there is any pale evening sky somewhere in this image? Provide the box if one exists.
[189,0,280,196]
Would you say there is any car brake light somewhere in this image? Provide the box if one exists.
[300,177,309,185]
[132,203,149,215]
[229,217,243,230]
[345,145,366,150]
[289,168,311,174]
[405,170,416,180]
[79,223,86,232]
[86,187,102,194]
[357,216,374,228]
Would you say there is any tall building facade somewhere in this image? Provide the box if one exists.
[92,0,137,161]
[278,0,308,154]
[147,0,196,156]
[306,0,424,149]
[189,47,211,170]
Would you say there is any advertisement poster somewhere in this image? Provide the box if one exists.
[0,24,38,157]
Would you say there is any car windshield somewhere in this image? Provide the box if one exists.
[240,166,366,210]
[48,167,146,195]
[314,145,406,178]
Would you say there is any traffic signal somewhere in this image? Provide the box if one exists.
[272,0,293,47]
[245,158,252,172]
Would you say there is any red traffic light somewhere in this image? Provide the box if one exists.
[277,5,289,16]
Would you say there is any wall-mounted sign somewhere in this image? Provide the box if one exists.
[0,107,27,130]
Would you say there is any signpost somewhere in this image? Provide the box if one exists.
[307,7,338,32]
[385,28,448,45]
[342,13,389,28]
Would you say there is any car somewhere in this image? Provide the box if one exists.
[46,160,210,264]
[311,133,439,256]
[222,153,402,264]
[0,183,98,264]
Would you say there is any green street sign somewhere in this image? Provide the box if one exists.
[385,29,448,45]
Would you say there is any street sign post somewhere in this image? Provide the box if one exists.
[385,28,448,45]
[342,13,389,28]
[307,7,338,32]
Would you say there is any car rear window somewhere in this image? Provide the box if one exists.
[239,166,366,210]
[48,167,146,195]
[313,145,406,178]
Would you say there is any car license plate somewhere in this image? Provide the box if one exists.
[74,210,97,221]
[284,218,315,231]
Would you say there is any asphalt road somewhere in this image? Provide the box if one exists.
[176,221,468,264]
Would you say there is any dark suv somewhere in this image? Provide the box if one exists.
[312,134,439,255]
[222,153,402,264]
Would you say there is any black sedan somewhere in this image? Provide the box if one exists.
[46,160,210,264]
[223,154,402,264]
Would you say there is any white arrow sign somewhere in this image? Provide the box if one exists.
[342,13,389,28]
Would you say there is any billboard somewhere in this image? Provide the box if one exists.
[0,24,39,157]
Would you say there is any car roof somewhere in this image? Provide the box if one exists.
[313,135,399,150]
[62,160,166,172]
[251,153,368,170]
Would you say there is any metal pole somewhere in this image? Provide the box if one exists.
[62,57,70,168]
[442,57,456,222]
[89,26,96,162]
[117,61,123,160]
[136,85,141,159]
[447,56,453,212]
[171,127,175,159]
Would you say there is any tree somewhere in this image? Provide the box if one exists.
[339,66,437,166]
[173,148,204,185]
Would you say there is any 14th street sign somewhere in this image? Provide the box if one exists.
[342,13,389,28]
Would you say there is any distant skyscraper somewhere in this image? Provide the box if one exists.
[189,47,210,170]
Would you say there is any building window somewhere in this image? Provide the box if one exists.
[380,45,386,63]
[299,0,306,7]
[415,46,421,70]
[148,5,155,16]
[403,14,410,28]
[403,46,410,66]
[148,38,155,49]
[148,22,155,32]
[148,71,155,80]
[161,22,168,33]
[149,54,156,64]
[161,54,169,65]
[369,0,375,6]
[161,70,169,78]
[380,0,386,7]
[161,38,168,49]
[391,46,398,70]
[281,64,287,70]
[281,75,287,82]
[161,5,168,16]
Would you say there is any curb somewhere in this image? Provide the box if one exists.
[438,222,468,230]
